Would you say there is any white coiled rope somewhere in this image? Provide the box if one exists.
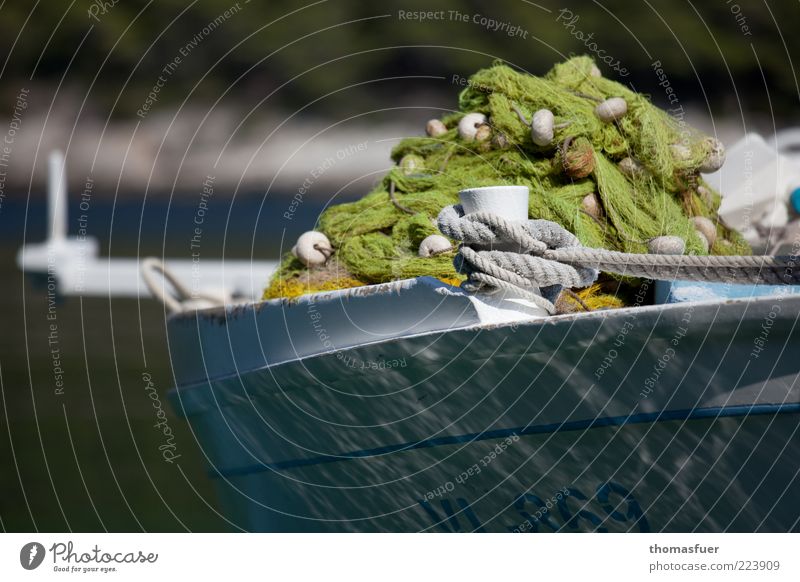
[437,204,800,315]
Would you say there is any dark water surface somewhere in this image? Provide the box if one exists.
[0,192,353,531]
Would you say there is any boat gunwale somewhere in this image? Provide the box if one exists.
[166,288,800,396]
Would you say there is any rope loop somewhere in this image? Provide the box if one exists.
[437,205,599,313]
[141,257,227,314]
[437,204,800,315]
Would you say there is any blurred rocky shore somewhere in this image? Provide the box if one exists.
[0,91,762,201]
[0,94,414,199]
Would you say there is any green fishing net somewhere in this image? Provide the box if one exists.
[264,55,749,303]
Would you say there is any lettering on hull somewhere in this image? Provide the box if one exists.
[418,481,649,532]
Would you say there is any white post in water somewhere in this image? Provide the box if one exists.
[459,185,529,222]
[48,150,67,242]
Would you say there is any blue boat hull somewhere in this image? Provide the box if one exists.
[209,411,799,532]
[167,285,800,532]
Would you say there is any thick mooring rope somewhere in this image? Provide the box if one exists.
[437,205,800,314]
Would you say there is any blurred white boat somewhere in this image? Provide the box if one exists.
[16,151,277,303]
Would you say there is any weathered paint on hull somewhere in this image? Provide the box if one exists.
[210,412,800,532]
[167,288,800,532]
